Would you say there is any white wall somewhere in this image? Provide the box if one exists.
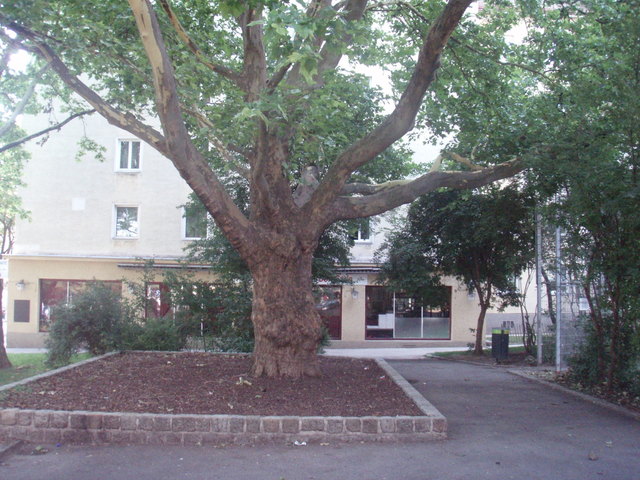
[14,114,194,258]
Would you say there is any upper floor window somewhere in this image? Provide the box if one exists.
[114,205,139,238]
[117,139,141,171]
[349,218,371,242]
[183,206,208,240]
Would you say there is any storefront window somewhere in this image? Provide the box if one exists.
[365,286,451,340]
[39,279,122,332]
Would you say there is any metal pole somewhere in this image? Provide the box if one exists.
[555,226,562,372]
[536,209,543,365]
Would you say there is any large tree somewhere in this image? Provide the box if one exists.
[0,0,524,377]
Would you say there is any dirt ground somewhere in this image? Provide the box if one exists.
[0,351,423,417]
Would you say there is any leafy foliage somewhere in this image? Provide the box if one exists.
[379,185,535,352]
[45,282,126,366]
[45,281,192,366]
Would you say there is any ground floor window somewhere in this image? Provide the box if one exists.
[145,282,172,318]
[39,279,122,332]
[365,286,451,340]
[314,285,342,340]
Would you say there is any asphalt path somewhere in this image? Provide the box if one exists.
[0,358,638,480]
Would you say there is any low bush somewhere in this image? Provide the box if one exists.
[45,282,191,366]
[46,282,125,367]
[567,317,640,398]
[121,316,189,352]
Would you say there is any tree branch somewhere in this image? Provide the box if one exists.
[239,7,267,100]
[308,0,473,217]
[447,152,483,171]
[180,104,250,178]
[449,37,553,82]
[157,0,245,88]
[3,21,168,153]
[0,109,95,154]
[0,64,49,138]
[331,158,524,220]
[286,0,368,88]
[127,0,252,252]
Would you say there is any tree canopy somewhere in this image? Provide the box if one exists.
[0,0,530,377]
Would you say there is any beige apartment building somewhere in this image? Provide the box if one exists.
[3,114,520,349]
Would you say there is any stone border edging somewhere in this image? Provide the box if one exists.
[0,352,118,393]
[376,358,444,418]
[0,353,447,446]
[508,369,640,422]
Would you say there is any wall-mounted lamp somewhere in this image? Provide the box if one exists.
[16,280,26,291]
[351,287,359,299]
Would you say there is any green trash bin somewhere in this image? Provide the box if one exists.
[491,328,509,361]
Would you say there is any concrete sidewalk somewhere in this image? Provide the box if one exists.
[1,358,638,480]
[323,346,466,359]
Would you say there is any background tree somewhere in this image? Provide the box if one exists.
[525,0,640,393]
[0,0,523,377]
[392,0,638,384]
[379,185,534,354]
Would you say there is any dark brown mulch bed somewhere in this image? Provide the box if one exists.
[0,352,423,417]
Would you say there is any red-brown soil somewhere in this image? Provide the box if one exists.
[0,352,423,417]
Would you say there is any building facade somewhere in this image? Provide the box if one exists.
[4,114,526,348]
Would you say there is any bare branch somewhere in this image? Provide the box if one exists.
[0,64,49,138]
[3,22,168,153]
[332,158,524,221]
[0,109,95,154]
[157,0,245,87]
[339,153,446,195]
[447,152,483,171]
[266,62,292,92]
[238,8,267,100]
[180,104,250,178]
[127,0,253,252]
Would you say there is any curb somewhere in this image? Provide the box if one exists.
[0,354,447,446]
[0,440,22,462]
[0,352,118,393]
[508,369,640,422]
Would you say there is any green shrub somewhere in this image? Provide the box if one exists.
[46,282,125,366]
[121,316,189,351]
[568,316,640,396]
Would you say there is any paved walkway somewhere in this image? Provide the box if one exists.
[1,358,638,480]
[323,346,466,359]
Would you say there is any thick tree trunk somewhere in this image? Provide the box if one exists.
[0,280,12,369]
[250,252,322,378]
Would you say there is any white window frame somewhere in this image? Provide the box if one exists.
[353,219,372,244]
[113,205,140,239]
[182,207,208,240]
[115,139,142,172]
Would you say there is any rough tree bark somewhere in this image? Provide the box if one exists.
[250,251,323,377]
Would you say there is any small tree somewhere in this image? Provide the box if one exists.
[380,185,534,354]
